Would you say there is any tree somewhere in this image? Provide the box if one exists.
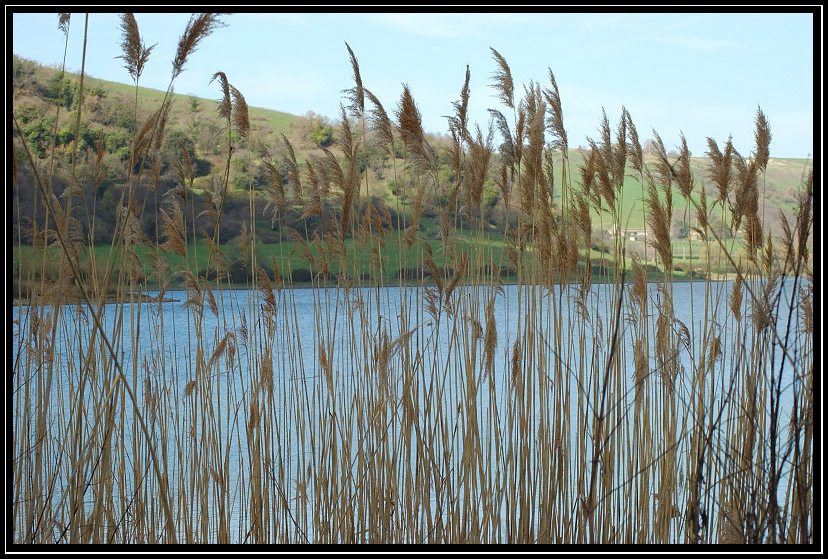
[709,216,733,240]
[42,73,76,108]
[22,119,53,158]
[161,129,197,174]
[189,94,201,114]
[673,219,690,239]
[482,183,499,209]
[311,118,334,147]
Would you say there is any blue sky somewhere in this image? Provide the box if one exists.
[10,10,816,158]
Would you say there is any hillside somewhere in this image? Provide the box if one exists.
[11,53,813,289]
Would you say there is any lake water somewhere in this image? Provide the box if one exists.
[11,278,810,543]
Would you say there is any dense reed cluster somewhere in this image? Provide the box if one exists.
[11,14,814,545]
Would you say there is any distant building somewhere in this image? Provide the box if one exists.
[606,224,702,241]
[606,225,648,241]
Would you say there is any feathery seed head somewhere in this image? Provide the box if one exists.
[490,47,514,109]
[753,106,771,172]
[396,84,425,149]
[365,88,394,154]
[172,13,227,81]
[117,13,156,84]
[449,65,472,142]
[676,133,694,199]
[489,108,515,170]
[343,42,365,117]
[58,13,71,35]
[625,108,643,174]
[210,71,232,121]
[706,136,733,203]
[613,109,628,190]
[730,272,743,321]
[544,68,568,152]
[230,84,250,139]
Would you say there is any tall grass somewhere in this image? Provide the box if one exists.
[11,15,814,545]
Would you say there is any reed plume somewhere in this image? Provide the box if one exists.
[489,108,516,171]
[612,108,627,191]
[586,109,616,216]
[675,133,693,199]
[173,140,196,191]
[490,47,514,109]
[645,177,673,272]
[510,338,522,387]
[210,71,232,121]
[172,13,227,81]
[343,41,365,118]
[705,136,734,205]
[732,152,762,258]
[58,13,70,34]
[395,85,436,176]
[648,131,672,187]
[132,105,161,163]
[365,89,394,154]
[447,65,471,143]
[625,108,643,175]
[543,68,567,152]
[117,13,156,84]
[521,82,546,212]
[260,149,287,219]
[794,169,813,266]
[337,105,360,239]
[730,272,744,322]
[281,134,304,204]
[483,294,498,377]
[464,125,493,218]
[230,83,250,139]
[302,158,324,220]
[753,106,771,172]
[159,203,187,258]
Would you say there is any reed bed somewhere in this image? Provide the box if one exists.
[11,15,814,545]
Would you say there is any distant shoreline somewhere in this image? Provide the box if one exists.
[12,292,180,308]
[11,274,764,308]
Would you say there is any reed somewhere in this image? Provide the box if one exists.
[11,16,813,546]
